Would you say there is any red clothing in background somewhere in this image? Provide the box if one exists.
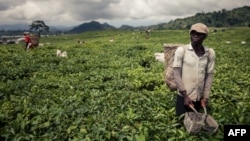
[24,35,31,43]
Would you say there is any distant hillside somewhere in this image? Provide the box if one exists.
[119,25,135,30]
[69,21,116,33]
[0,24,73,33]
[69,6,249,32]
[154,6,250,30]
[0,24,29,31]
[0,6,249,34]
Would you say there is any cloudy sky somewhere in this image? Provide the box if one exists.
[0,0,249,28]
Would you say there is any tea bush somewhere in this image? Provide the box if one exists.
[0,28,249,141]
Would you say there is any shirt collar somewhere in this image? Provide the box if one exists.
[188,43,209,52]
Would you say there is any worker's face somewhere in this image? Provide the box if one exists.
[190,30,206,44]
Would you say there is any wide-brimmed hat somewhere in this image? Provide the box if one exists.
[24,31,30,35]
[190,23,209,36]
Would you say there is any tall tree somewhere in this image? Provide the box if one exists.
[29,20,49,37]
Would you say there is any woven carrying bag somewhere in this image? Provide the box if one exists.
[184,106,218,134]
[31,34,39,46]
[163,44,184,91]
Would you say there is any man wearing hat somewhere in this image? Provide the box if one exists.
[172,23,216,119]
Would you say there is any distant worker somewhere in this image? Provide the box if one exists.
[145,29,150,39]
[24,32,32,49]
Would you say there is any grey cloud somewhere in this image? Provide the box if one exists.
[0,0,249,27]
[64,0,126,20]
[0,1,23,11]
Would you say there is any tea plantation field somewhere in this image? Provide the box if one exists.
[0,28,249,141]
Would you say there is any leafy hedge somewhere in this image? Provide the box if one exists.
[0,28,249,141]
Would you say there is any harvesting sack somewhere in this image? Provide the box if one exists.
[30,34,39,47]
[184,105,219,134]
[163,44,185,91]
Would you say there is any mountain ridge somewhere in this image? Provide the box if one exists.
[0,6,249,32]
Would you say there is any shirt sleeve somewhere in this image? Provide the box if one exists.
[203,73,214,98]
[206,48,215,74]
[173,46,185,68]
[173,67,186,91]
[203,48,215,98]
[173,46,186,91]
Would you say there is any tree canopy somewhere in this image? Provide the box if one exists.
[29,20,49,37]
[155,6,250,30]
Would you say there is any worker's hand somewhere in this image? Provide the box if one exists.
[184,96,193,107]
[201,98,208,107]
